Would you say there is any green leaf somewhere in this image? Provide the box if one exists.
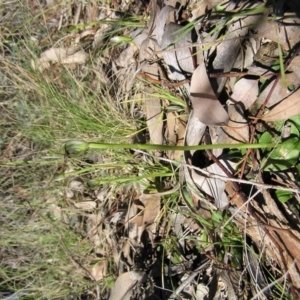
[105,276,115,288]
[275,190,293,203]
[259,132,274,153]
[211,211,223,226]
[269,137,300,161]
[198,229,209,247]
[263,159,297,171]
[287,120,300,137]
[262,137,300,171]
[259,131,273,144]
[289,115,300,131]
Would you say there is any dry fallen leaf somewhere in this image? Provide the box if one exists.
[61,50,88,65]
[230,78,258,110]
[190,63,229,126]
[156,5,193,80]
[211,8,263,93]
[256,17,300,50]
[165,112,186,160]
[74,201,97,210]
[109,271,146,300]
[143,93,164,145]
[32,46,87,72]
[140,193,161,229]
[257,73,300,107]
[261,88,300,121]
[214,103,249,144]
[184,112,216,209]
[191,161,233,209]
[90,260,107,281]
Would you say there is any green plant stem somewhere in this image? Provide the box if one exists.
[88,142,276,151]
[63,140,278,157]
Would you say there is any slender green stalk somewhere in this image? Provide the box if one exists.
[64,140,277,157]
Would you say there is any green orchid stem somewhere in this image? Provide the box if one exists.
[64,140,278,157]
[88,142,276,151]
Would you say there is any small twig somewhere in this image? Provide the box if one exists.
[138,71,190,87]
[209,71,248,78]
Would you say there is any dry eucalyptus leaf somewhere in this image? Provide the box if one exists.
[129,214,144,227]
[41,47,78,60]
[165,112,186,160]
[229,78,258,110]
[109,271,146,300]
[140,193,161,228]
[257,73,300,107]
[190,0,221,21]
[211,10,263,92]
[185,111,207,146]
[156,5,193,80]
[184,111,235,209]
[190,63,229,126]
[114,44,138,68]
[212,102,249,148]
[191,161,231,209]
[166,112,177,146]
[261,88,300,121]
[74,201,97,210]
[143,94,164,145]
[32,46,85,72]
[233,38,259,70]
[125,201,146,244]
[90,260,107,281]
[288,56,300,81]
[61,50,88,65]
[183,112,217,209]
[256,18,300,50]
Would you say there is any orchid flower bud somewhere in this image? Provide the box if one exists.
[64,140,89,157]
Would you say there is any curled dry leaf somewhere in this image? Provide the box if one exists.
[184,112,216,208]
[124,199,145,245]
[261,88,300,121]
[190,63,229,126]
